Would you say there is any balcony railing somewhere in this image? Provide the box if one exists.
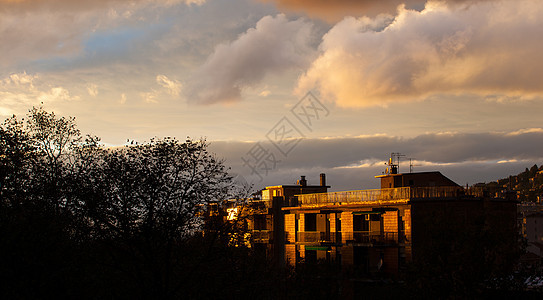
[252,230,272,243]
[247,199,272,209]
[297,186,466,205]
[296,231,399,244]
[297,231,342,243]
[343,231,398,244]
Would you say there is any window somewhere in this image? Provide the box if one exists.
[254,214,266,230]
[354,214,370,231]
[305,213,317,231]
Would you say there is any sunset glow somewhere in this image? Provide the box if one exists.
[2,0,542,190]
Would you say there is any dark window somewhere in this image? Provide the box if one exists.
[353,214,370,231]
[254,214,266,230]
[305,213,317,231]
[409,180,414,186]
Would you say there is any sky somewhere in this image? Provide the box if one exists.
[2,0,543,191]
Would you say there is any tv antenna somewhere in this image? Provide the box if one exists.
[385,152,406,174]
[408,158,419,173]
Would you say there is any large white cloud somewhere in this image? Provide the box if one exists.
[296,0,543,107]
[185,14,316,104]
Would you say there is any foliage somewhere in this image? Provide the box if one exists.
[0,107,277,298]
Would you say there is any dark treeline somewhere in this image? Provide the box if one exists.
[0,107,286,299]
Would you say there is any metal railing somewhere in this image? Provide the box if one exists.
[297,186,466,205]
[252,230,272,243]
[297,231,341,243]
[297,231,398,244]
[343,231,398,244]
[247,199,273,209]
[410,186,464,198]
[297,231,323,243]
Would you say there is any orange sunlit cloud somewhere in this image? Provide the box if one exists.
[296,1,543,107]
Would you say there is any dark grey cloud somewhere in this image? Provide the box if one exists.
[235,160,532,192]
[212,130,543,168]
[209,129,543,190]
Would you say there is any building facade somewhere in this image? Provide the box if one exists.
[213,170,518,278]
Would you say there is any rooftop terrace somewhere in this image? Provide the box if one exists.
[295,186,484,206]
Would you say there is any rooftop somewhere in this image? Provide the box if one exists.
[294,186,487,207]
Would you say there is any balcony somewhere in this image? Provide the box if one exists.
[296,231,399,245]
[247,199,272,211]
[296,186,466,206]
[297,231,342,243]
[252,230,272,243]
[343,231,398,245]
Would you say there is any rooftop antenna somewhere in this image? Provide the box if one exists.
[408,158,419,173]
[386,152,406,174]
[394,152,406,173]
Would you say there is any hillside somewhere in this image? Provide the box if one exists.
[477,164,543,202]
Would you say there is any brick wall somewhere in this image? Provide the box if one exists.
[383,211,398,233]
[285,214,296,243]
[341,212,353,243]
[403,208,412,261]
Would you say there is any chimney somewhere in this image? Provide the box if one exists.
[320,173,326,187]
[297,175,307,187]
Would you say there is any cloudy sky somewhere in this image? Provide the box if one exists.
[2,0,543,191]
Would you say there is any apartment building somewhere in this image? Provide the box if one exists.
[209,165,518,278]
[245,174,330,262]
[246,171,516,277]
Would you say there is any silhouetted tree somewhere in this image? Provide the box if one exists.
[0,107,258,298]
[0,108,87,298]
[2,107,332,299]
